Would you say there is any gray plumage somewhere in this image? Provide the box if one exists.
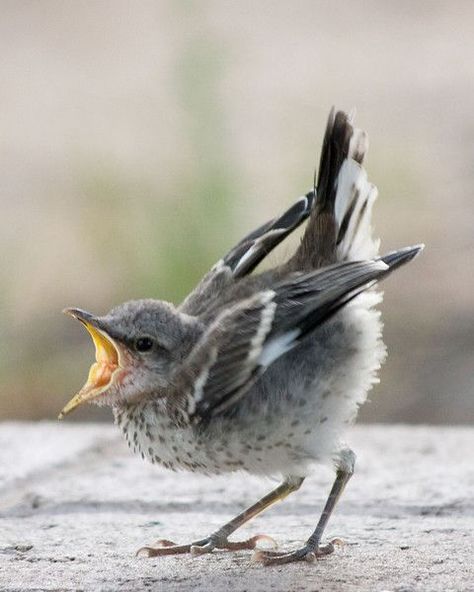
[62,109,423,564]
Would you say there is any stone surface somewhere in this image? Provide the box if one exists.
[0,422,472,592]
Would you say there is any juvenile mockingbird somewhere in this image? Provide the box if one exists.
[60,109,423,565]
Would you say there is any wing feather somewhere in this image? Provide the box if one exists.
[179,193,314,315]
[166,256,409,424]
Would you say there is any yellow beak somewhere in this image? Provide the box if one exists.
[59,313,120,419]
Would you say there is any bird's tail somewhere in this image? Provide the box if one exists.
[290,108,379,270]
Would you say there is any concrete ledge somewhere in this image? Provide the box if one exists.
[0,423,472,591]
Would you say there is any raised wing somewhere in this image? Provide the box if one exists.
[167,249,422,426]
[179,192,314,316]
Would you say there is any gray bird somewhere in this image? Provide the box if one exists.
[60,109,423,565]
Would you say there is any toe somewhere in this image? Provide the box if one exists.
[136,542,192,556]
[252,543,335,566]
[225,534,278,551]
[190,541,215,556]
[135,539,178,557]
[252,549,281,563]
[253,550,301,566]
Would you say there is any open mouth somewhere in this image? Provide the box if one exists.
[59,310,122,419]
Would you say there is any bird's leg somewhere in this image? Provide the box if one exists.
[137,476,304,557]
[254,449,355,566]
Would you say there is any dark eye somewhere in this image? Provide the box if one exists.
[135,336,154,352]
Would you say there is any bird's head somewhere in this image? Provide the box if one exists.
[59,299,200,418]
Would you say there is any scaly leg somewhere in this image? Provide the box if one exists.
[137,476,304,557]
[254,449,356,566]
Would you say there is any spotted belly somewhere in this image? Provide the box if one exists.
[113,399,325,477]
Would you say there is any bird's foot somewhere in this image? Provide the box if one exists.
[136,534,277,557]
[253,538,343,566]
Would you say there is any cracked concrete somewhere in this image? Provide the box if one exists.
[0,423,473,591]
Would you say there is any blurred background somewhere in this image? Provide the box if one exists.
[1,1,473,423]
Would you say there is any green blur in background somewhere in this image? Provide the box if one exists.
[1,1,473,423]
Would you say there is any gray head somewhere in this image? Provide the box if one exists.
[59,299,202,417]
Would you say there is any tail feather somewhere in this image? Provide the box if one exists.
[335,159,379,260]
[291,109,377,270]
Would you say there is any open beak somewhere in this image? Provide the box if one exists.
[59,308,122,419]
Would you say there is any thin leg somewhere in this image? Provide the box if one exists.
[137,476,304,557]
[254,448,356,566]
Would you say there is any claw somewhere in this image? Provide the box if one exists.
[252,534,278,550]
[249,534,278,549]
[136,546,156,558]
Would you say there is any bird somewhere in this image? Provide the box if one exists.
[59,108,423,565]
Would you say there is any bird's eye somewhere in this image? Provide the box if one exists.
[135,337,154,352]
